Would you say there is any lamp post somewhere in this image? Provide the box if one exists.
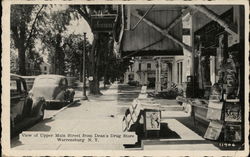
[82,32,88,100]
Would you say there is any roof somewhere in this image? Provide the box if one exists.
[121,5,185,57]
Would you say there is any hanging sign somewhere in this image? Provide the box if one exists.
[224,124,242,142]
[91,14,117,32]
[224,102,241,122]
[206,101,223,120]
[204,121,223,140]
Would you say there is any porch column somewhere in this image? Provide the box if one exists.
[158,58,162,92]
[167,62,172,88]
[155,59,158,93]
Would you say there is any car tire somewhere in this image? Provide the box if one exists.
[23,100,32,117]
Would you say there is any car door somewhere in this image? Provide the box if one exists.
[10,77,28,124]
[62,78,68,100]
[56,78,67,101]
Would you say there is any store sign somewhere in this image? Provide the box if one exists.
[206,101,223,120]
[88,76,93,81]
[204,121,223,140]
[91,14,117,32]
[224,102,241,122]
[145,111,161,130]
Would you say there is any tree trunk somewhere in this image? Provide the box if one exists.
[89,33,102,95]
[18,24,27,76]
[57,34,65,75]
[18,43,26,75]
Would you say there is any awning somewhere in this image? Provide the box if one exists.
[121,5,187,58]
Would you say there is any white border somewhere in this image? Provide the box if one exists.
[2,0,249,156]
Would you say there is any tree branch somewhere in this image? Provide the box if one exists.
[74,5,91,27]
[24,5,45,50]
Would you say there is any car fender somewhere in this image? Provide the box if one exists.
[31,97,46,116]
[54,88,65,101]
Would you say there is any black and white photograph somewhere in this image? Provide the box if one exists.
[1,0,249,156]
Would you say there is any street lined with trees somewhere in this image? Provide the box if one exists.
[10,4,131,95]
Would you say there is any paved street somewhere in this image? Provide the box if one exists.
[11,82,219,150]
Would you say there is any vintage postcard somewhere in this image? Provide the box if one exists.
[1,0,249,156]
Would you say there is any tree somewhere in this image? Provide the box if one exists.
[11,5,45,75]
[38,6,75,75]
[63,34,92,77]
[71,5,117,95]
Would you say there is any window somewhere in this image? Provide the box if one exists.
[147,63,151,70]
[44,66,47,71]
[177,62,183,84]
[138,63,141,71]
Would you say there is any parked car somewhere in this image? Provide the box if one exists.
[10,74,46,135]
[29,75,75,107]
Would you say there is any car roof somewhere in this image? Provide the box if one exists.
[36,74,65,78]
[22,76,37,79]
[10,73,25,80]
[35,75,66,82]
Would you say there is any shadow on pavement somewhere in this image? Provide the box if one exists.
[68,102,81,108]
[27,118,53,132]
[124,122,181,148]
[117,84,140,105]
[11,118,53,148]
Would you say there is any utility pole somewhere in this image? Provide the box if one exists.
[82,32,88,100]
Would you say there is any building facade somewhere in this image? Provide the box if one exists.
[40,62,51,74]
[124,57,156,87]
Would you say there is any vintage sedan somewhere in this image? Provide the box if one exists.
[29,75,75,107]
[10,74,46,135]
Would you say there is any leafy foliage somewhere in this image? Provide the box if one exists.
[10,5,45,75]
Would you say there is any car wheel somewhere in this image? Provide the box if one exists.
[23,100,32,117]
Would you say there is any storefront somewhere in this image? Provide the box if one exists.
[178,6,245,146]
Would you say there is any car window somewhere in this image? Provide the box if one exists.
[10,80,18,96]
[34,78,58,86]
[20,80,27,93]
[10,79,26,95]
[60,78,67,87]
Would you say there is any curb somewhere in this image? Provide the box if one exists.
[43,99,80,120]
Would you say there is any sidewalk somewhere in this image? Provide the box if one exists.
[12,83,220,150]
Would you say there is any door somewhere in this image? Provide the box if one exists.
[10,78,28,125]
[56,78,67,101]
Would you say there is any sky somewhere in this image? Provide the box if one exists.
[52,4,93,42]
[65,19,93,42]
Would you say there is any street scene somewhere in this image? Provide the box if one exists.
[5,1,248,155]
